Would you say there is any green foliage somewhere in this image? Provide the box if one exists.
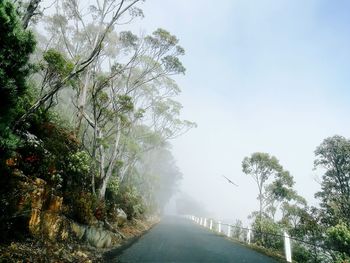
[105,175,121,204]
[67,151,90,175]
[314,135,350,226]
[119,31,139,48]
[0,0,36,154]
[161,56,185,74]
[62,149,92,191]
[114,186,145,220]
[144,28,186,75]
[39,49,75,104]
[326,222,350,254]
[42,49,74,78]
[0,0,189,246]
[242,152,284,230]
[0,131,21,155]
[242,153,283,182]
[292,243,314,263]
[14,110,93,194]
[146,28,179,53]
[70,192,98,225]
[281,202,307,233]
[252,216,283,250]
[268,171,295,200]
[107,177,120,194]
[117,95,134,113]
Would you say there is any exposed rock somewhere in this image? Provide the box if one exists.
[103,220,126,239]
[85,226,113,248]
[72,221,121,248]
[29,206,120,248]
[25,178,121,248]
[28,178,47,237]
[116,208,127,227]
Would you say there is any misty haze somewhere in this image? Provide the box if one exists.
[1,0,349,262]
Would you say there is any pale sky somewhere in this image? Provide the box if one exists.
[128,0,350,224]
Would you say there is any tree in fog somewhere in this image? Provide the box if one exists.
[0,0,36,155]
[18,0,144,123]
[15,0,195,202]
[314,135,350,257]
[264,170,306,221]
[78,29,193,199]
[242,152,283,222]
[126,146,182,214]
[314,135,350,226]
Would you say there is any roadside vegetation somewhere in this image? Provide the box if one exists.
[0,0,193,261]
[1,1,349,263]
[241,137,350,262]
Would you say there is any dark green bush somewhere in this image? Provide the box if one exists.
[292,243,314,263]
[252,216,284,250]
[326,222,350,256]
[113,186,145,220]
[69,191,98,225]
[0,0,36,156]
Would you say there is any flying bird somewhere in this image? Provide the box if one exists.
[222,175,238,187]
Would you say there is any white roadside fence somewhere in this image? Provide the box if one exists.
[186,215,292,263]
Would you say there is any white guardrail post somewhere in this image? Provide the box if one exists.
[284,231,292,263]
[189,215,292,263]
[247,228,251,244]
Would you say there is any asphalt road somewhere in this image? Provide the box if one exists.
[107,216,278,263]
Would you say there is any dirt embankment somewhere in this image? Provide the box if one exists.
[0,173,159,262]
[0,218,159,263]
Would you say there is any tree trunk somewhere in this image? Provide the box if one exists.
[75,71,91,135]
[258,187,264,243]
[22,0,41,29]
[98,122,121,200]
[98,129,106,185]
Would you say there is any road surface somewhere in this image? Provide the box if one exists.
[107,216,277,263]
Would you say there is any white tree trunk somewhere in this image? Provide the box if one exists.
[98,122,121,200]
[76,71,91,134]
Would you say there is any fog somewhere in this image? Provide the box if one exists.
[129,0,350,224]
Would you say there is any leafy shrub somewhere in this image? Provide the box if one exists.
[0,0,35,158]
[42,49,74,78]
[114,186,145,220]
[67,151,90,174]
[0,1,36,115]
[292,243,314,263]
[69,192,98,225]
[252,216,283,250]
[65,150,91,190]
[326,222,350,256]
[106,177,120,201]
